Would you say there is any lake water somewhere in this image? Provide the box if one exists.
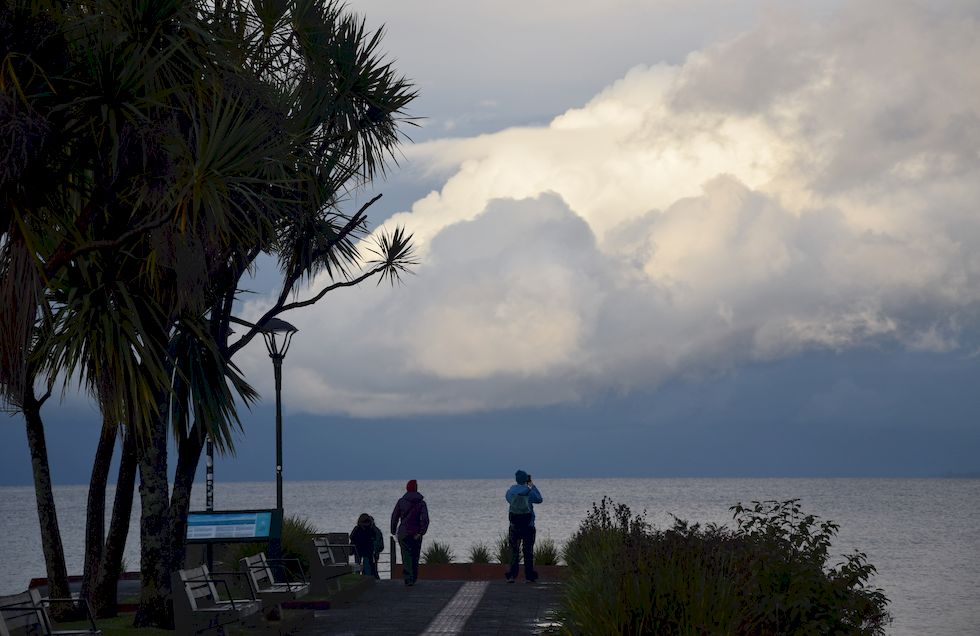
[1,478,977,634]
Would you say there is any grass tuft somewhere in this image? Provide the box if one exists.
[533,537,560,565]
[495,533,513,564]
[468,542,492,564]
[422,540,454,564]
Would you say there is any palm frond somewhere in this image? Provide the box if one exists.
[366,225,417,286]
[41,273,171,439]
[3,0,419,453]
[168,316,256,454]
[0,229,42,406]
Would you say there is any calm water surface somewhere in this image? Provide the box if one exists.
[1,478,977,635]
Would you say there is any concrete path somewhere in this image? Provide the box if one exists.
[300,580,563,635]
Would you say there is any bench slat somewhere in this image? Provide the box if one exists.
[175,564,261,634]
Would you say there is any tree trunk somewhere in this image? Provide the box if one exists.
[22,392,71,602]
[79,415,115,606]
[132,410,174,629]
[93,427,137,618]
[169,421,206,572]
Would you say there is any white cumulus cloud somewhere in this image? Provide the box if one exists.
[239,0,980,417]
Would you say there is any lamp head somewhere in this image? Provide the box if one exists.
[260,318,298,358]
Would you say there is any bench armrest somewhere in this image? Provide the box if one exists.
[183,572,255,607]
[256,558,307,584]
[207,571,257,602]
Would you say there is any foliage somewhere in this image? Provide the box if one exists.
[557,497,891,635]
[222,515,320,575]
[533,537,560,566]
[468,542,492,564]
[2,0,417,626]
[496,533,513,564]
[422,541,455,564]
[496,532,560,565]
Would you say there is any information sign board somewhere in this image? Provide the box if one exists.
[185,509,283,543]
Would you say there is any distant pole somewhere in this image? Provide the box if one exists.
[206,436,214,511]
[205,435,214,569]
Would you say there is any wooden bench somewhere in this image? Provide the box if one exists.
[0,588,100,636]
[173,564,262,635]
[239,552,309,609]
[308,533,357,595]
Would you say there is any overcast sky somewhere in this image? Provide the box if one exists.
[3,0,980,483]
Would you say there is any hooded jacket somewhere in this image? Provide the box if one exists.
[350,522,384,559]
[505,483,543,527]
[390,491,429,539]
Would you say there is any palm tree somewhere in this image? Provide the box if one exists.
[5,0,292,624]
[5,0,417,628]
[163,0,419,603]
[3,2,89,605]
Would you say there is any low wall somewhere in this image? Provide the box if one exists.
[391,563,567,581]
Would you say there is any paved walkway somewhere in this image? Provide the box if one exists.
[299,580,563,635]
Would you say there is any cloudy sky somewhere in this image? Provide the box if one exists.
[3,0,980,483]
[238,0,980,416]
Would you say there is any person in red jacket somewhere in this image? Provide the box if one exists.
[390,479,429,586]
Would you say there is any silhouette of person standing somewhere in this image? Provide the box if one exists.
[390,479,429,586]
[505,469,543,582]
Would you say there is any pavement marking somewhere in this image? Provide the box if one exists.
[419,581,490,635]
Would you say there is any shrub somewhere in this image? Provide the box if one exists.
[221,514,319,575]
[468,542,492,564]
[496,533,513,564]
[533,537,560,566]
[497,532,559,565]
[422,540,454,564]
[558,497,891,635]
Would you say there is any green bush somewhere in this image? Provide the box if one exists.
[468,542,492,564]
[496,533,513,564]
[496,532,559,565]
[422,540,454,564]
[534,537,560,566]
[221,514,319,574]
[558,497,891,635]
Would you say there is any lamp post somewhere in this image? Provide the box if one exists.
[200,317,297,565]
[259,318,298,513]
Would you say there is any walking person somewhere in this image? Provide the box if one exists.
[350,513,384,579]
[390,479,429,586]
[505,469,543,583]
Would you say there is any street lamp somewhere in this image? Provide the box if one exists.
[259,318,298,513]
[200,317,297,566]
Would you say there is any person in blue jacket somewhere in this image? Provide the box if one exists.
[505,469,543,583]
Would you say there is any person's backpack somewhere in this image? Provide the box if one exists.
[509,488,533,526]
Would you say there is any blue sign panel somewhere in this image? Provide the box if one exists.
[186,509,282,543]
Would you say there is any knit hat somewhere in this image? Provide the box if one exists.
[406,479,418,492]
[515,470,529,485]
